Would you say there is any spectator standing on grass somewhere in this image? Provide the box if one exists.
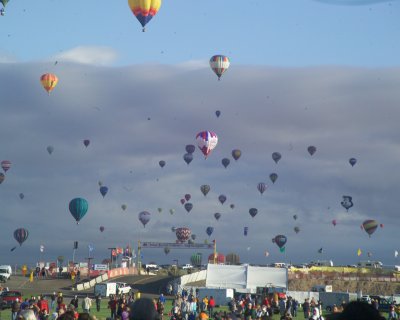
[303,299,310,319]
[82,295,92,313]
[11,298,20,320]
[208,296,215,318]
[95,294,101,312]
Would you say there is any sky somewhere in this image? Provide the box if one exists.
[0,0,400,269]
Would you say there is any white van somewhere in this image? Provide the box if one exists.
[311,285,333,292]
[357,261,383,268]
[0,265,12,282]
[94,282,131,297]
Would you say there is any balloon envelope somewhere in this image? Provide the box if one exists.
[341,195,354,211]
[128,0,162,31]
[47,146,54,154]
[218,194,227,205]
[196,131,218,158]
[40,73,58,94]
[307,146,317,156]
[215,110,221,118]
[19,193,24,200]
[184,203,193,213]
[164,247,170,255]
[83,139,90,147]
[294,226,300,234]
[269,173,278,184]
[221,158,230,168]
[257,183,267,195]
[232,149,242,161]
[332,219,337,226]
[272,152,282,164]
[244,227,248,236]
[176,227,191,242]
[209,55,230,80]
[121,204,127,211]
[1,160,11,172]
[273,235,287,249]
[214,212,221,221]
[100,226,105,232]
[99,186,108,197]
[349,158,357,167]
[138,211,151,227]
[200,184,210,196]
[362,220,378,236]
[184,194,191,201]
[185,144,196,154]
[206,227,214,237]
[249,208,258,218]
[183,153,193,165]
[14,228,29,246]
[159,160,166,168]
[69,198,89,224]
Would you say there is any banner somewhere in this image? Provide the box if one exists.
[141,242,213,249]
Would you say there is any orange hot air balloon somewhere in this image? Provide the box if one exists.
[40,73,58,94]
[128,0,162,32]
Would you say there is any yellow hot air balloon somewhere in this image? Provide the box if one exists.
[40,73,58,95]
[128,0,162,32]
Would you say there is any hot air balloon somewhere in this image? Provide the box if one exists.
[1,160,11,173]
[183,153,193,165]
[184,194,191,201]
[293,215,298,220]
[128,0,162,32]
[185,145,196,154]
[230,204,235,209]
[294,226,300,234]
[191,234,196,240]
[332,219,337,227]
[121,204,127,211]
[47,146,54,155]
[221,158,230,169]
[349,158,357,167]
[0,0,9,9]
[138,211,151,227]
[341,195,354,211]
[218,194,227,205]
[83,139,90,147]
[257,183,267,195]
[169,209,175,215]
[19,193,24,200]
[200,185,210,196]
[232,149,242,161]
[99,186,108,197]
[225,253,240,265]
[362,220,378,237]
[244,227,248,236]
[191,253,202,266]
[318,247,323,254]
[180,199,185,205]
[206,227,214,237]
[164,247,170,255]
[208,253,225,264]
[249,208,258,218]
[14,228,29,246]
[214,212,221,221]
[159,160,166,168]
[176,227,191,242]
[269,173,278,184]
[40,73,58,94]
[196,131,218,158]
[0,173,5,184]
[184,203,193,213]
[157,208,162,213]
[69,198,89,224]
[380,223,384,228]
[215,110,221,118]
[209,55,230,80]
[307,146,317,156]
[99,226,105,232]
[272,235,287,252]
[272,152,281,164]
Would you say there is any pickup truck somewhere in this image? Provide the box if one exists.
[181,264,193,270]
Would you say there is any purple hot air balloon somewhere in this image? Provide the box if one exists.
[1,160,11,173]
[184,194,191,201]
[83,139,90,147]
[14,228,29,246]
[272,235,287,249]
[138,211,151,227]
[180,199,186,205]
[249,208,258,218]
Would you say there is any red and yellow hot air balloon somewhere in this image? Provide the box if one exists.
[40,73,58,94]
[128,0,161,32]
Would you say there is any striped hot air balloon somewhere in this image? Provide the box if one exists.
[362,220,379,237]
[40,73,58,94]
[128,0,161,32]
[210,55,230,80]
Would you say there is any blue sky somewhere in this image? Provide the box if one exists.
[0,0,400,268]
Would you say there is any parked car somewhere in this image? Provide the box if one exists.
[0,291,22,309]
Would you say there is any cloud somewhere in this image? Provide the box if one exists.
[0,62,400,267]
[51,46,119,66]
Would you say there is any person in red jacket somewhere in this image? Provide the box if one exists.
[208,296,216,317]
[37,295,49,314]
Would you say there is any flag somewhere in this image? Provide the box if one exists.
[88,244,94,253]
[395,250,398,258]
[116,247,123,255]
[357,248,362,256]
[112,249,117,257]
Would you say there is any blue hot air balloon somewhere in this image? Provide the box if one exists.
[185,144,196,154]
[349,158,357,167]
[100,186,108,197]
[69,198,89,224]
[249,208,258,218]
[272,152,281,164]
[183,153,193,165]
[215,110,221,118]
[221,158,230,168]
[272,235,287,252]
[159,160,166,168]
[218,194,227,205]
[206,227,214,237]
[184,203,193,213]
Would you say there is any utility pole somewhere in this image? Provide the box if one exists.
[137,241,141,275]
[86,257,94,279]
[108,247,116,269]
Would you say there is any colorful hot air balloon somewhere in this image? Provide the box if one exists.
[184,194,191,201]
[221,158,230,168]
[362,220,378,237]
[218,194,227,205]
[208,253,225,264]
[209,55,230,80]
[128,0,162,32]
[206,227,214,237]
[244,227,248,236]
[83,139,90,147]
[232,149,242,161]
[307,146,317,156]
[272,152,282,164]
[69,198,88,224]
[40,73,58,94]
[214,212,221,221]
[257,183,267,195]
[191,253,202,266]
[99,226,105,232]
[215,110,221,118]
[226,253,240,265]
[184,203,193,213]
[14,228,29,246]
[196,131,218,158]
[349,158,357,167]
[1,160,11,173]
[183,153,193,165]
[0,173,5,184]
[164,247,170,255]
[341,195,354,211]
[269,173,278,184]
[99,186,108,197]
[185,144,196,154]
[272,235,287,252]
[159,160,166,168]
[176,227,191,242]
[200,185,210,196]
[138,211,151,227]
[249,208,258,218]
[47,146,54,155]
[332,219,337,226]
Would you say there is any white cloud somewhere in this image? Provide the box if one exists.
[51,46,118,65]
